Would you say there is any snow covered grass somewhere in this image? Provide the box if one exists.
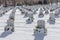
[0,4,60,40]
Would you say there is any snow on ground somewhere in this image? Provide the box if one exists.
[0,5,60,40]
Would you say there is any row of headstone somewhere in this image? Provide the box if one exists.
[18,6,47,38]
[18,6,60,24]
[39,6,60,24]
[18,7,25,15]
[0,7,13,17]
[17,7,34,24]
[17,5,60,40]
[22,6,32,12]
[4,8,16,32]
[48,7,60,24]
[47,4,60,12]
[18,7,48,24]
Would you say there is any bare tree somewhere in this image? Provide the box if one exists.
[43,0,47,4]
[57,0,58,5]
[0,0,1,5]
[50,0,52,5]
[4,0,7,7]
[13,0,16,6]
[11,0,15,6]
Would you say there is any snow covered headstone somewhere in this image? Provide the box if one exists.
[48,13,55,24]
[4,25,14,32]
[34,20,47,40]
[45,10,49,15]
[21,11,25,14]
[38,11,44,18]
[40,8,44,12]
[5,18,14,32]
[37,20,45,28]
[58,9,60,14]
[24,12,28,17]
[0,13,2,17]
[34,28,45,40]
[33,9,38,14]
[9,13,15,20]
[4,11,15,32]
[43,7,48,11]
[34,20,47,35]
[54,10,60,18]
[12,10,16,14]
[7,19,14,26]
[26,13,34,24]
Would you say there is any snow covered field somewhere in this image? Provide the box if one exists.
[0,4,60,40]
